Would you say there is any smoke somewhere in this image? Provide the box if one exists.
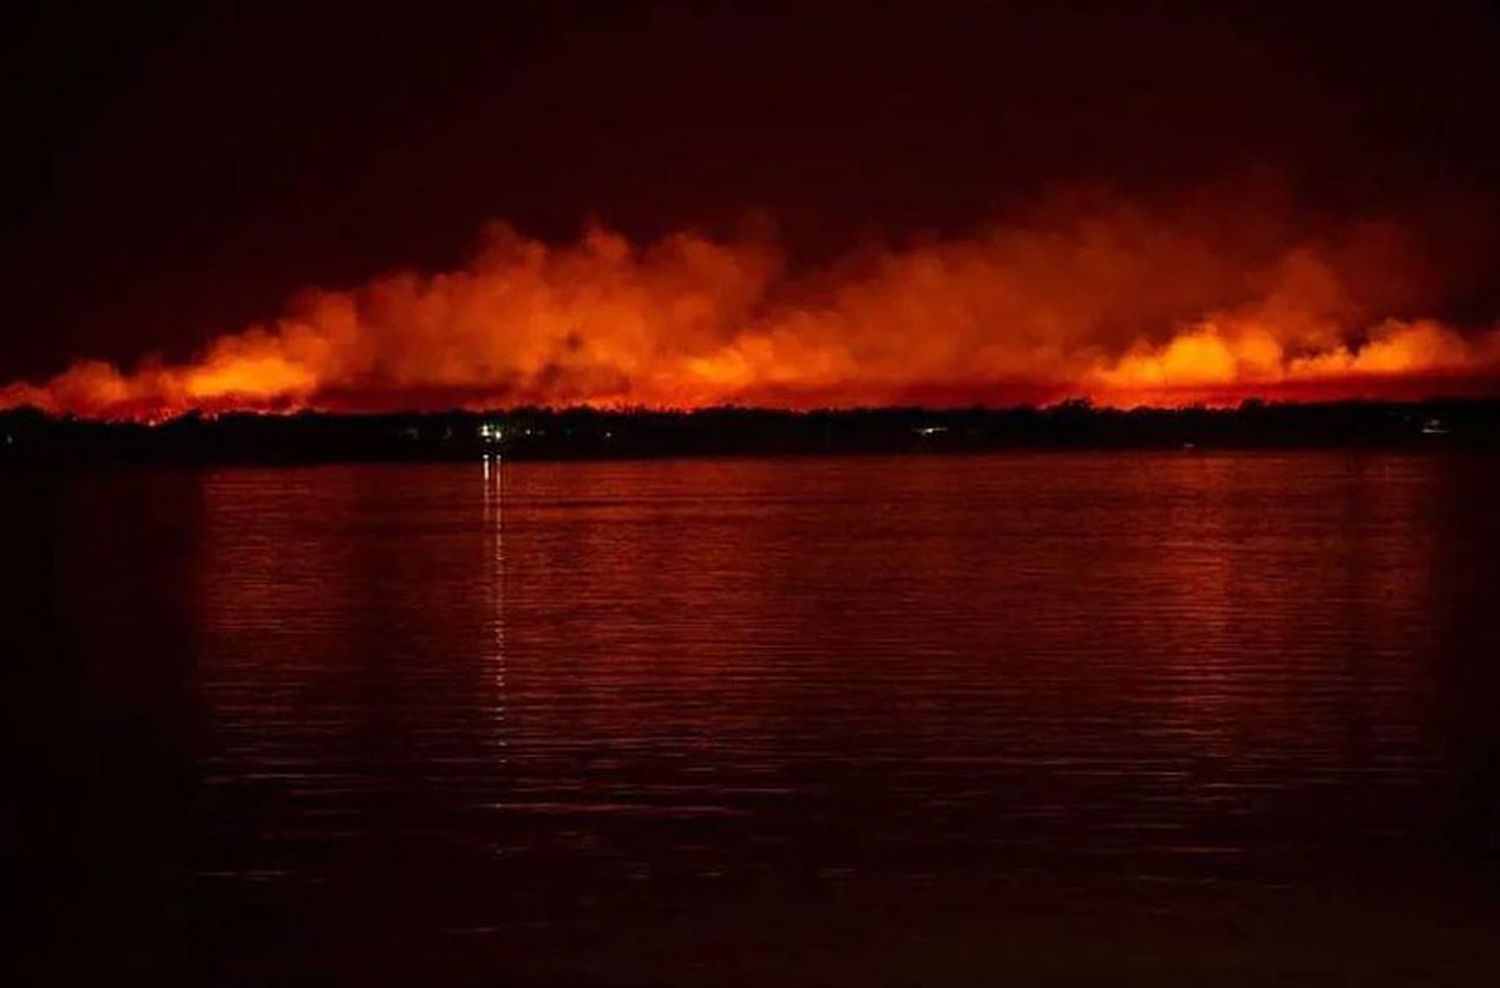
[5,190,1498,418]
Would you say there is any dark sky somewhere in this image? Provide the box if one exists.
[4,0,1499,379]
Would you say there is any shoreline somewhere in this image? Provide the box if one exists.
[4,399,1499,465]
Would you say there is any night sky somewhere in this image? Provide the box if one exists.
[4,1,1499,404]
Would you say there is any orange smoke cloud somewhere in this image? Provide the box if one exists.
[5,198,1499,418]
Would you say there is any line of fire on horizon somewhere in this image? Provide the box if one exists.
[5,196,1499,420]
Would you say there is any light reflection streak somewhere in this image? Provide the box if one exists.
[482,454,508,761]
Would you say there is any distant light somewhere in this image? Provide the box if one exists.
[915,425,948,436]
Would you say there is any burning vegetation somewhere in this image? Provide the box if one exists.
[4,193,1498,419]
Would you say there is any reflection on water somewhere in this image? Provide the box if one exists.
[7,452,1500,983]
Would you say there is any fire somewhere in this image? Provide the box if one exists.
[1090,318,1497,405]
[5,201,1498,419]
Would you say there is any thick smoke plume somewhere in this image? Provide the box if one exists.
[5,193,1498,418]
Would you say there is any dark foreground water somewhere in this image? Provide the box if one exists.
[6,453,1500,985]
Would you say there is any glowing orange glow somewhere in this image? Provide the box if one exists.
[4,204,1498,419]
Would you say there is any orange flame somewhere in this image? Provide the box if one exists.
[5,205,1498,419]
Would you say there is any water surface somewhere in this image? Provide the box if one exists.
[8,452,1500,984]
